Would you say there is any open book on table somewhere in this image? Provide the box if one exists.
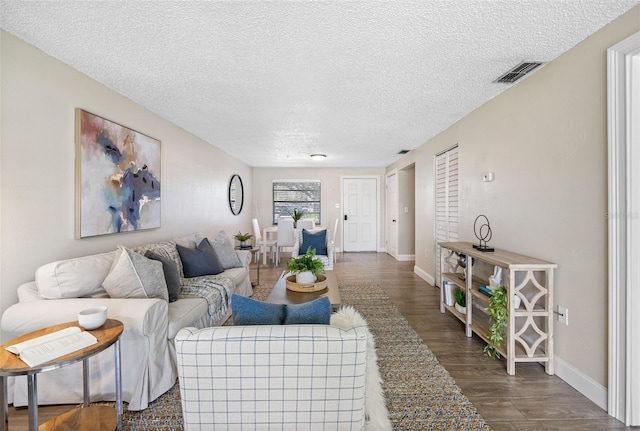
[6,326,98,367]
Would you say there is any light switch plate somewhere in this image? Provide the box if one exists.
[482,172,495,182]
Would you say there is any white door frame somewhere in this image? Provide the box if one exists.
[608,30,640,426]
[340,175,381,252]
[385,169,399,259]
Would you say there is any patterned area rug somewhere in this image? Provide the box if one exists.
[117,282,489,430]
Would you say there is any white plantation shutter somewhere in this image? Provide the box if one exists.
[435,146,458,287]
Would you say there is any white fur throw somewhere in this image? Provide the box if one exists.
[331,306,392,431]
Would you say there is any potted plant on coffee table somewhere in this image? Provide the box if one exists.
[286,247,325,286]
[234,231,253,249]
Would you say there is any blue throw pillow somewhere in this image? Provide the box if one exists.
[300,229,327,256]
[196,238,225,272]
[284,297,331,325]
[231,294,285,325]
[176,243,224,278]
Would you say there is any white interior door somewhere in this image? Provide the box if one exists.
[386,171,398,258]
[343,177,377,252]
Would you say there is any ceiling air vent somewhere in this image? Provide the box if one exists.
[397,150,410,155]
[494,61,545,84]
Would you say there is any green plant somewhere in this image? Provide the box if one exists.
[289,208,305,222]
[484,285,507,359]
[286,248,325,276]
[454,288,466,307]
[234,231,253,242]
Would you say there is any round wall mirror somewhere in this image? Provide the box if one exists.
[228,174,244,215]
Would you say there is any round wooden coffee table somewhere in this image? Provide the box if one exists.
[0,319,124,431]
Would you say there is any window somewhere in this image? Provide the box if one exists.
[273,180,321,225]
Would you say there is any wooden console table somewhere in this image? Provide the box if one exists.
[0,319,124,431]
[439,242,557,375]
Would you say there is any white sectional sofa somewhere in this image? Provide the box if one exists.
[1,232,252,411]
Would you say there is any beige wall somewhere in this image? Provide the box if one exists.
[252,168,386,251]
[387,6,640,388]
[398,165,416,256]
[0,32,253,317]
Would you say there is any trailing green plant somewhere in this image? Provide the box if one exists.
[484,285,507,359]
[286,248,325,276]
[454,288,466,307]
[289,208,306,222]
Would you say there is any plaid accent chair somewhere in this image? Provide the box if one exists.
[175,324,368,430]
[291,229,334,271]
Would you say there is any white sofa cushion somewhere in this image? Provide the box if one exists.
[35,251,116,299]
[167,297,209,339]
[102,246,169,301]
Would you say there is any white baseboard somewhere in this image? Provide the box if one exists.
[414,266,435,286]
[396,254,415,262]
[554,355,607,411]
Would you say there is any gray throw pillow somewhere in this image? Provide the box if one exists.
[145,250,181,302]
[210,230,242,269]
[102,246,169,301]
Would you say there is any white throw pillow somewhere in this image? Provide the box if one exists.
[210,230,242,269]
[102,246,169,301]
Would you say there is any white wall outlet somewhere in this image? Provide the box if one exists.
[335,203,340,208]
[424,248,429,258]
[557,305,569,325]
[404,206,409,213]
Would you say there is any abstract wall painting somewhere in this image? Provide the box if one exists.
[75,109,161,238]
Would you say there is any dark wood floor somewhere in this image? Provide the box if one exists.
[8,252,634,430]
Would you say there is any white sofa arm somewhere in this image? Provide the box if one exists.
[2,297,174,411]
[1,297,168,341]
[235,249,251,268]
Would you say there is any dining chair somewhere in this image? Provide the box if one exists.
[331,218,339,262]
[275,218,295,266]
[296,219,315,230]
[252,218,276,265]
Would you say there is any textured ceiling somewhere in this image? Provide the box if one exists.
[1,1,638,167]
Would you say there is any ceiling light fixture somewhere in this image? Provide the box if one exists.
[310,154,326,161]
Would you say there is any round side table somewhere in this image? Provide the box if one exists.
[0,319,124,431]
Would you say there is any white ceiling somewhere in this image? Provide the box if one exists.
[1,1,638,168]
